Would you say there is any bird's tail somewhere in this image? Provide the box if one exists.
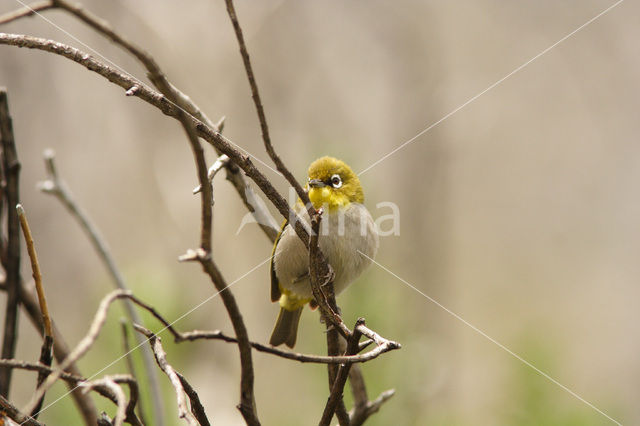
[269,307,303,348]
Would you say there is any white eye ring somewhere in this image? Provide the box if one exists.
[330,174,342,188]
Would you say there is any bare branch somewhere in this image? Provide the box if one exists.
[0,1,53,25]
[177,372,210,426]
[223,0,313,214]
[193,153,229,198]
[0,87,20,398]
[309,210,351,338]
[38,149,163,424]
[17,202,55,420]
[195,253,259,425]
[16,204,51,338]
[320,319,365,426]
[134,325,199,426]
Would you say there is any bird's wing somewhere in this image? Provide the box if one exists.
[270,218,288,302]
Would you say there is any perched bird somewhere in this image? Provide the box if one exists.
[269,156,379,347]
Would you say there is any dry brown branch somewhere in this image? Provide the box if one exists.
[16,203,54,419]
[0,0,53,25]
[134,325,199,426]
[177,372,210,426]
[15,204,51,338]
[110,287,398,363]
[320,319,366,426]
[223,0,313,214]
[0,359,142,426]
[195,253,259,425]
[0,88,20,398]
[38,149,162,424]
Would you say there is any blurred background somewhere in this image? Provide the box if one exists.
[0,0,638,424]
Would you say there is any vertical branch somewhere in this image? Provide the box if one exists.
[16,204,54,419]
[196,254,259,425]
[223,0,313,211]
[0,88,21,398]
[320,320,365,426]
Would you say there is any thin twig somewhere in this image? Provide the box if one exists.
[38,149,163,424]
[16,204,51,337]
[223,0,313,213]
[0,87,20,398]
[0,0,53,25]
[309,210,351,338]
[134,325,199,426]
[195,252,260,425]
[16,203,54,419]
[177,372,210,426]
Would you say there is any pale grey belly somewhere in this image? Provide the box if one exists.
[274,204,379,300]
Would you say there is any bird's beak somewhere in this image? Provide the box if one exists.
[308,179,325,188]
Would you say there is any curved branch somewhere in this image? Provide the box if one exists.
[0,33,308,245]
[224,0,313,213]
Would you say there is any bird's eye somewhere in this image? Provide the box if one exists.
[330,174,342,188]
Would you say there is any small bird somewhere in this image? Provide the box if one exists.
[269,156,379,347]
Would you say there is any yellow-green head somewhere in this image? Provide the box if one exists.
[307,156,364,210]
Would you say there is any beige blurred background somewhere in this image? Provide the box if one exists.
[1,0,638,424]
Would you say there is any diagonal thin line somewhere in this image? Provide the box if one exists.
[358,0,625,176]
[10,0,283,178]
[25,255,272,422]
[358,250,622,425]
